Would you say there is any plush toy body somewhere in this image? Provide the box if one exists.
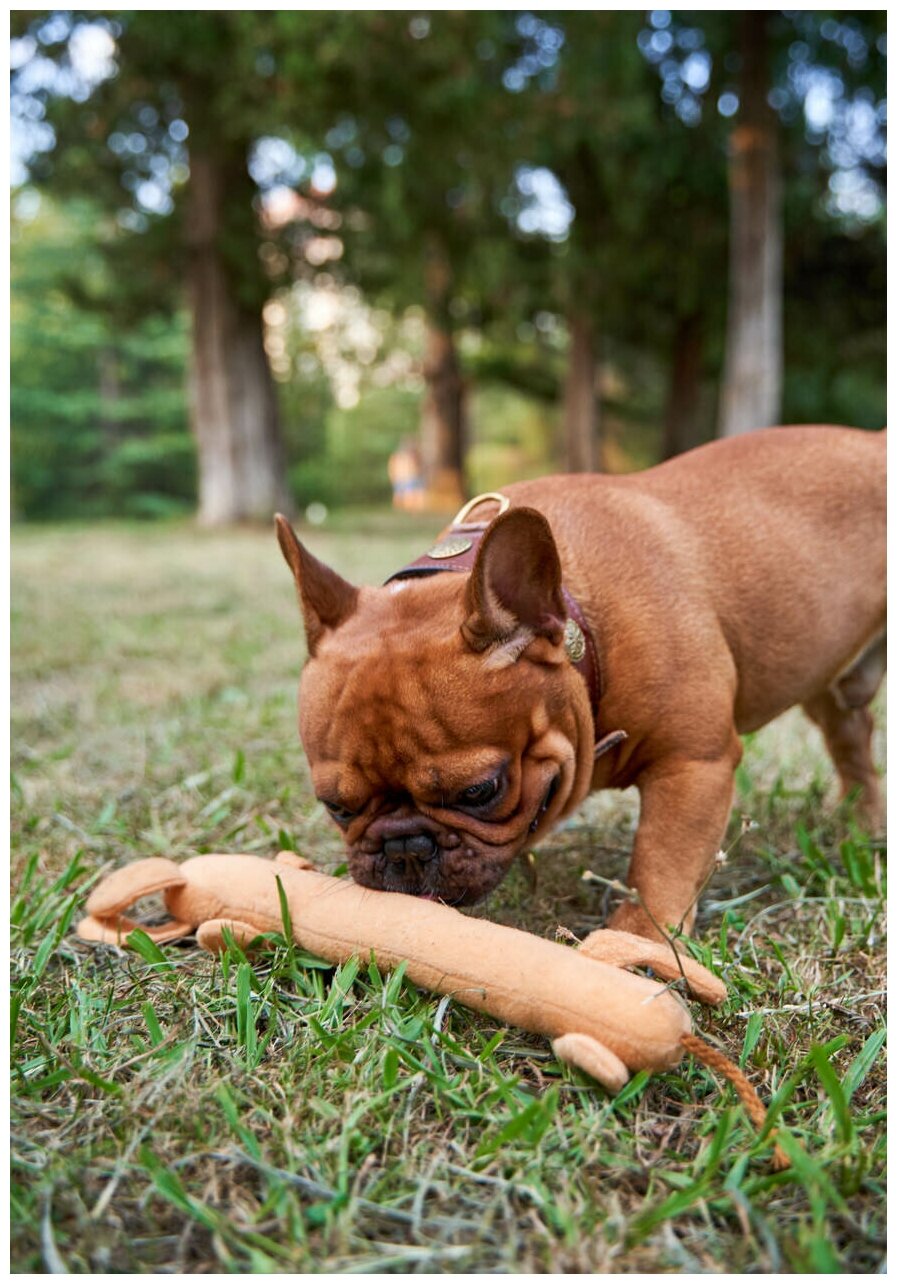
[78,851,725,1092]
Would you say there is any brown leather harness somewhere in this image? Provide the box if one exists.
[385,493,626,762]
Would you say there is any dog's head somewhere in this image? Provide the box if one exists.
[276,508,595,904]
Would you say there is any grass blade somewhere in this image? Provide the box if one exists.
[275,873,293,943]
[139,1146,221,1232]
[126,929,175,975]
[808,1046,854,1144]
[842,1028,886,1103]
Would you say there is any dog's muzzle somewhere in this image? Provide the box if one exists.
[350,812,511,903]
[382,830,439,874]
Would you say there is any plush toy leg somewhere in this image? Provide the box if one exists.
[552,1032,630,1093]
[85,857,186,918]
[76,913,194,946]
[77,856,193,947]
[196,918,265,953]
[578,929,727,1006]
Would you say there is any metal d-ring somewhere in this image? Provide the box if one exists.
[450,492,511,531]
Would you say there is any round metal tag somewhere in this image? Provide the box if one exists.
[426,536,473,560]
[564,618,586,664]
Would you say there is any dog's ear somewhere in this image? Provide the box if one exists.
[275,514,359,656]
[462,508,566,665]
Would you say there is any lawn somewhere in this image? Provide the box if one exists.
[11,517,886,1273]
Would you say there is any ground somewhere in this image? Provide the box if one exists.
[11,517,886,1273]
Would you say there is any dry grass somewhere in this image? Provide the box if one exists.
[11,518,886,1273]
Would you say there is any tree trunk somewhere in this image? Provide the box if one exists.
[185,153,292,525]
[563,309,599,472]
[662,313,703,459]
[420,237,466,511]
[718,11,783,438]
[98,345,121,443]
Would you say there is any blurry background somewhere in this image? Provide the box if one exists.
[10,10,886,526]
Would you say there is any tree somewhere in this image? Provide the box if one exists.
[713,10,886,436]
[717,11,783,436]
[635,10,886,446]
[507,12,660,472]
[284,11,523,508]
[12,11,300,523]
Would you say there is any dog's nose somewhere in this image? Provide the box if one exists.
[383,832,438,864]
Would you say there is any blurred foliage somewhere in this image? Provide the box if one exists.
[9,10,887,520]
[10,195,194,518]
[783,217,886,429]
[289,387,421,510]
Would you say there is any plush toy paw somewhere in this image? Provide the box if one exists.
[77,912,194,946]
[578,929,727,1005]
[195,918,266,952]
[552,1032,630,1093]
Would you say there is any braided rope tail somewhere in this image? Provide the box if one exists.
[680,1032,790,1171]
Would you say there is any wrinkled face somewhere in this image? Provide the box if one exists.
[298,578,593,903]
[276,504,595,905]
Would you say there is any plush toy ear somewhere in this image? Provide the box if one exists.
[275,514,359,656]
[461,508,566,665]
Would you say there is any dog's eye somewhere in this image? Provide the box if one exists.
[458,777,501,808]
[322,801,357,826]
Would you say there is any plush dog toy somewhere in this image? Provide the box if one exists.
[76,851,785,1165]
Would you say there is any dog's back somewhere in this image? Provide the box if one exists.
[508,426,885,732]
[641,426,885,725]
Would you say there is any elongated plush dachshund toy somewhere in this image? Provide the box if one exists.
[77,851,786,1166]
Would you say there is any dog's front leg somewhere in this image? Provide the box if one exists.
[608,750,740,942]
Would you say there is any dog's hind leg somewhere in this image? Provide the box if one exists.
[802,641,884,830]
[833,631,886,712]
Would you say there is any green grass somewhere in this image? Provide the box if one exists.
[11,517,886,1272]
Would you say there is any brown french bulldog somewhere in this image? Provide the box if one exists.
[276,425,885,941]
